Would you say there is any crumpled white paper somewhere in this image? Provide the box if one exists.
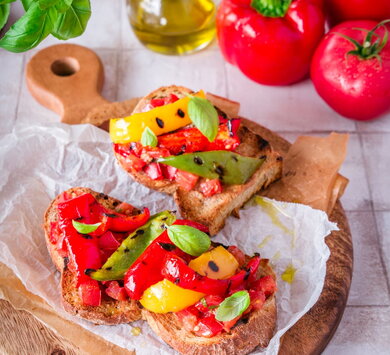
[0,122,336,354]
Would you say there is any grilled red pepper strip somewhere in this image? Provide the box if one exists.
[124,231,187,299]
[157,121,241,155]
[162,254,261,295]
[162,254,229,295]
[57,193,95,220]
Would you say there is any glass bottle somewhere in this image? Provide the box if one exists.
[127,0,217,55]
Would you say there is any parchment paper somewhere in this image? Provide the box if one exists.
[0,122,336,354]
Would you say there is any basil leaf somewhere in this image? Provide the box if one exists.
[0,0,15,5]
[0,3,10,31]
[167,225,211,257]
[141,126,158,147]
[51,0,91,40]
[72,220,101,234]
[38,0,59,10]
[188,96,219,142]
[21,0,34,10]
[54,0,72,14]
[0,2,57,53]
[215,290,250,322]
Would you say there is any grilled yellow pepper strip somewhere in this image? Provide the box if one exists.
[109,90,206,144]
[140,246,239,313]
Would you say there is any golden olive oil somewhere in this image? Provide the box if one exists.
[127,0,216,55]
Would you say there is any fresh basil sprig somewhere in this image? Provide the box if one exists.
[0,1,12,32]
[0,0,91,53]
[215,290,250,322]
[188,96,219,142]
[166,225,211,257]
[141,126,158,147]
[72,220,101,234]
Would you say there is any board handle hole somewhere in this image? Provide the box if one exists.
[51,57,80,77]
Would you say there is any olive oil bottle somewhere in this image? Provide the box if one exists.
[127,0,217,55]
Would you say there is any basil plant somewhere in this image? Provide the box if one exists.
[0,0,91,53]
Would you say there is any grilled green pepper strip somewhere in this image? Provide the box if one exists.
[90,211,176,281]
[158,151,264,185]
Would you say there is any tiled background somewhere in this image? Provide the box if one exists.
[1,1,389,354]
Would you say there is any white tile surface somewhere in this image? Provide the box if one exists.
[324,306,390,355]
[117,48,227,100]
[1,1,390,352]
[346,211,390,306]
[362,134,390,211]
[375,211,390,287]
[226,64,356,132]
[357,114,390,133]
[0,52,24,134]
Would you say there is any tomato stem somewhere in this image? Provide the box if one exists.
[251,0,292,18]
[336,19,390,61]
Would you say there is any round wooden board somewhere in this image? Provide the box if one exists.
[0,121,353,355]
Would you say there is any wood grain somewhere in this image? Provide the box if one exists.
[0,123,353,355]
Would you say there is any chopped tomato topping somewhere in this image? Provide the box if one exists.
[251,275,277,297]
[144,162,163,180]
[105,281,128,301]
[199,179,222,197]
[98,231,121,251]
[175,170,199,191]
[227,246,246,267]
[78,278,101,306]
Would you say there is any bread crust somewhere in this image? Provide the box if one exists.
[43,187,142,324]
[114,86,283,235]
[143,260,277,355]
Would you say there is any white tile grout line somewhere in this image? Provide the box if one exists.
[13,55,26,126]
[358,131,390,296]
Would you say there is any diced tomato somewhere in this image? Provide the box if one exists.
[140,146,170,163]
[115,201,136,215]
[78,279,101,306]
[105,281,128,301]
[144,163,163,180]
[227,246,246,267]
[166,93,179,104]
[222,315,241,332]
[158,122,240,156]
[251,275,277,297]
[49,222,60,244]
[160,164,177,181]
[57,193,95,220]
[121,154,146,172]
[193,314,224,338]
[55,231,68,257]
[199,179,222,197]
[150,98,165,107]
[113,143,131,158]
[176,307,200,332]
[100,249,115,264]
[109,208,150,232]
[175,170,199,191]
[98,231,120,250]
[249,290,266,311]
[194,294,223,313]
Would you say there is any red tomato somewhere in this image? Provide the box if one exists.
[175,170,199,191]
[325,0,390,26]
[143,162,163,180]
[217,0,325,85]
[311,20,390,120]
[105,281,128,301]
[199,179,222,197]
[78,278,101,306]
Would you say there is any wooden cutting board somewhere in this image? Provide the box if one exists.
[0,122,353,355]
[0,44,353,355]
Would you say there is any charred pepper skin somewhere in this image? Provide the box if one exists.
[158,150,264,185]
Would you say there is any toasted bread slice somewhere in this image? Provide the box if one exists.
[43,187,142,324]
[114,86,283,235]
[143,259,276,355]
